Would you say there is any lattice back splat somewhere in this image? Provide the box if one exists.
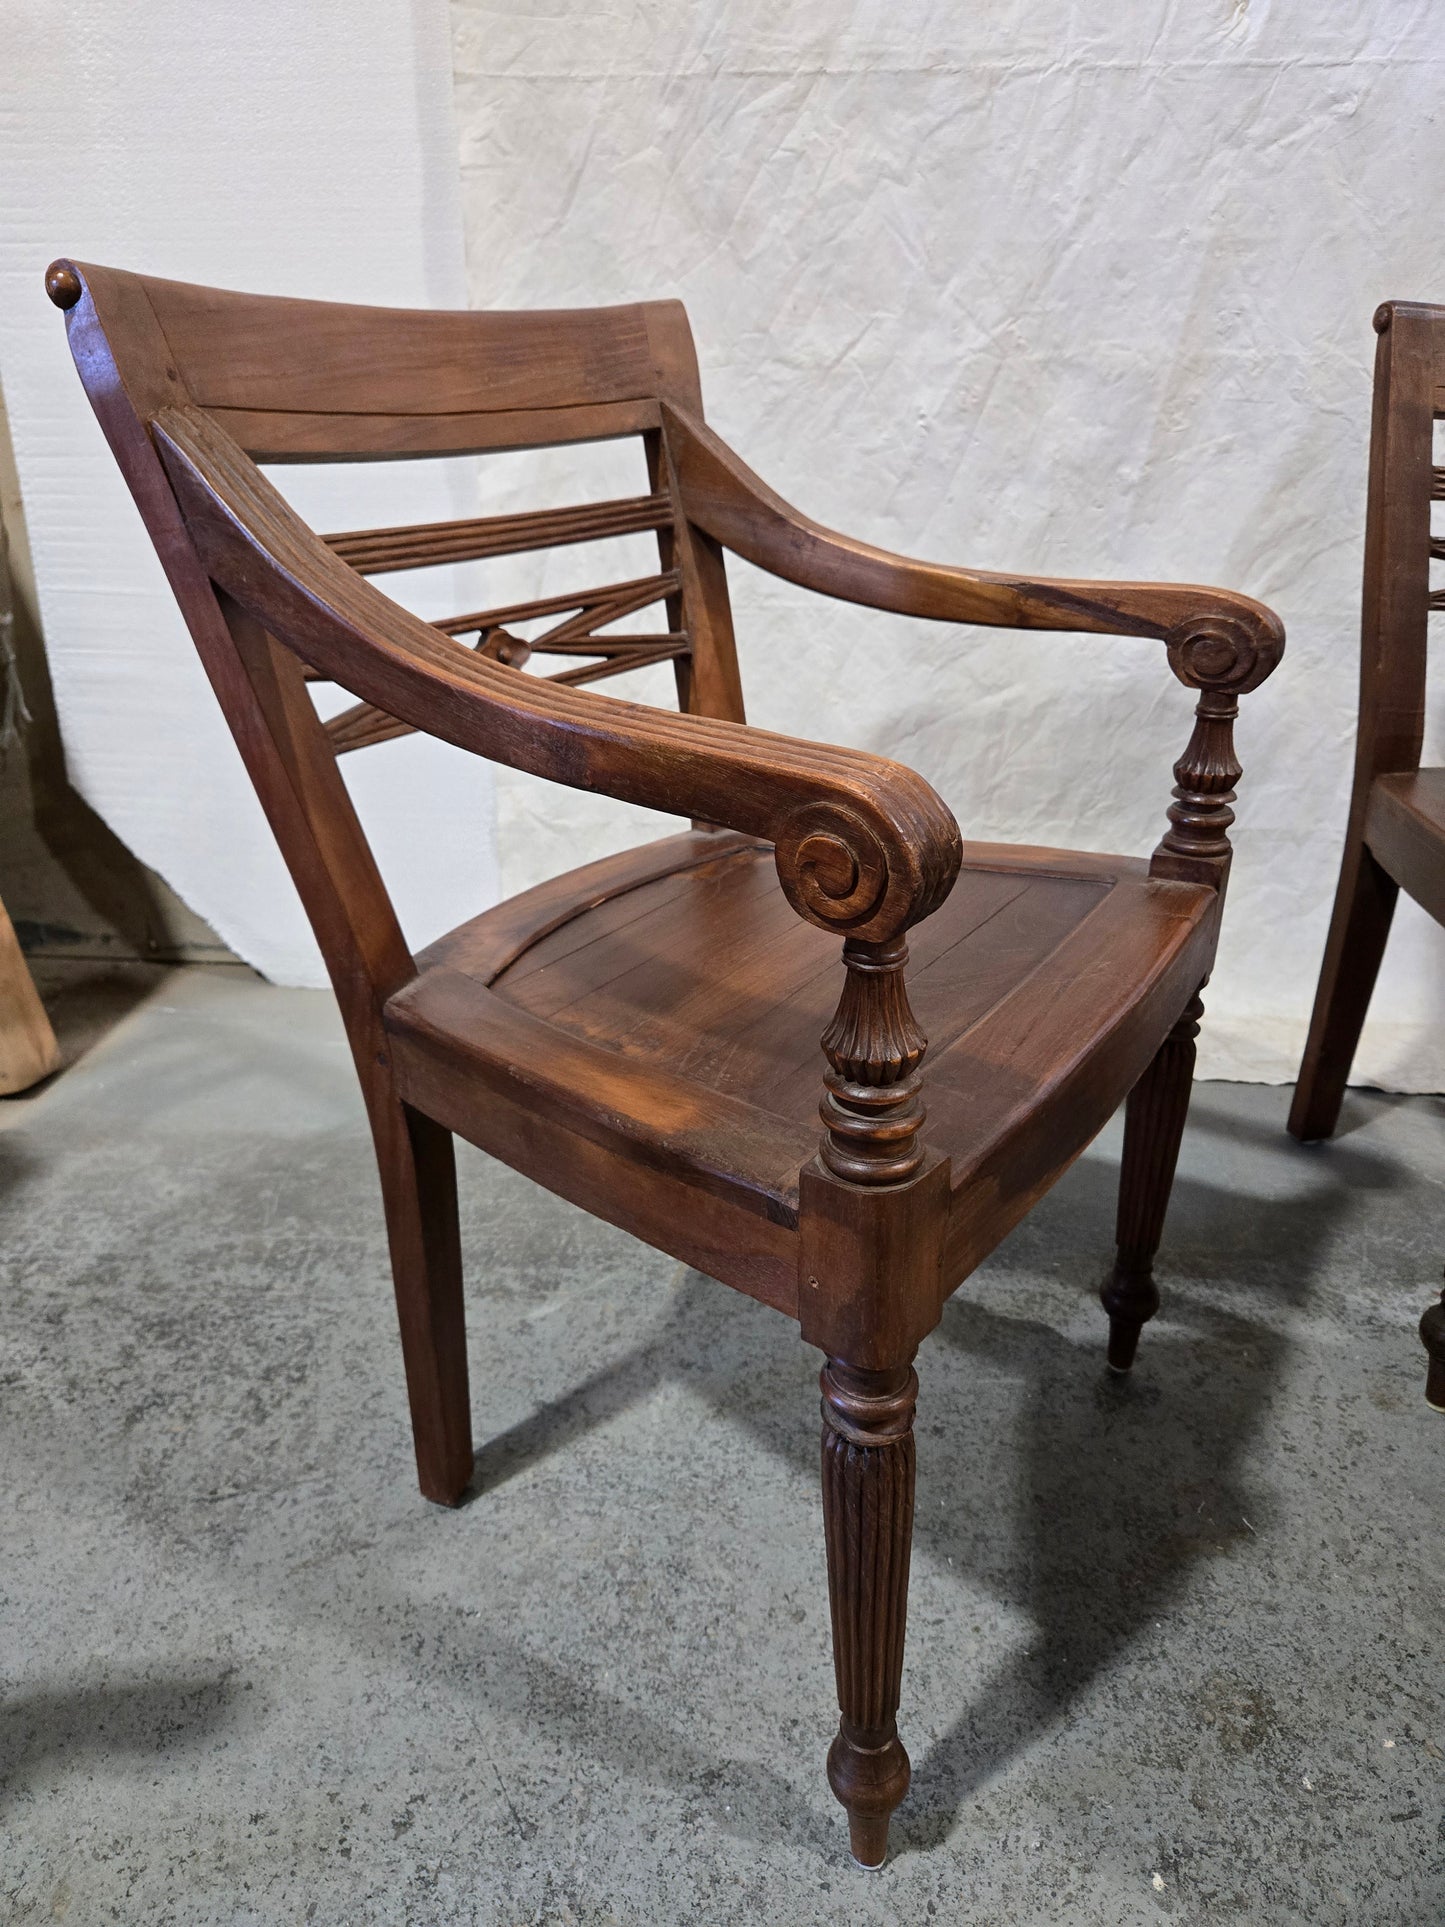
[45,262,746,761]
[320,490,693,754]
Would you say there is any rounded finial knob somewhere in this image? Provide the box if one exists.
[45,262,82,310]
[1373,302,1392,335]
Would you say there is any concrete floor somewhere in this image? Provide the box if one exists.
[1,963,1441,1926]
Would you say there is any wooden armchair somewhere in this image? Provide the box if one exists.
[1289,300,1445,1409]
[48,258,1283,1866]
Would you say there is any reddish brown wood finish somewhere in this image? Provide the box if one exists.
[1289,301,1445,1409]
[820,1359,917,1869]
[1422,1278,1445,1411]
[1103,991,1205,1371]
[49,258,1283,1863]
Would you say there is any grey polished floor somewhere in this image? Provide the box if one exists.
[1,964,1441,1926]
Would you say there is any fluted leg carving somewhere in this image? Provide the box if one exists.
[1102,990,1204,1372]
[1422,1276,1445,1412]
[820,1358,917,1868]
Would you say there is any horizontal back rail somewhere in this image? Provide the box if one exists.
[211,399,665,464]
[135,273,689,417]
[325,492,672,575]
[49,260,700,463]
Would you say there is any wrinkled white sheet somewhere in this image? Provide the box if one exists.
[0,0,496,986]
[5,2,1445,1088]
[449,0,1445,1084]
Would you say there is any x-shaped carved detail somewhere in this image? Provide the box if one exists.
[321,570,690,755]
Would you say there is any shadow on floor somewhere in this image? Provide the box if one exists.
[11,1076,1416,1857]
[0,961,182,1102]
[442,1087,1412,1848]
[0,1671,243,1816]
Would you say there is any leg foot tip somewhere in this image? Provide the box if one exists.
[418,1454,474,1508]
[1105,1323,1143,1374]
[847,1811,891,1869]
[1101,1265,1154,1376]
[828,1729,907,1870]
[1421,1310,1445,1411]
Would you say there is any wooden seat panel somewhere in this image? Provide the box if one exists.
[388,833,1217,1296]
[1366,768,1445,925]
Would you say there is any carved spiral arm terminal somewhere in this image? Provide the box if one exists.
[773,794,960,946]
[1153,611,1283,886]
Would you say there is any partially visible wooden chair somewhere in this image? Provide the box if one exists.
[0,514,60,1092]
[1288,301,1445,1410]
[0,896,58,1093]
[49,257,1283,1865]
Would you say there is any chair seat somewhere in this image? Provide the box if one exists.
[1366,768,1445,926]
[385,831,1217,1315]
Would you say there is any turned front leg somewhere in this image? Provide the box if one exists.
[802,931,943,1866]
[1102,990,1203,1371]
[820,1358,918,1868]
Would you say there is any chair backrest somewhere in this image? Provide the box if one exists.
[1358,300,1445,780]
[46,258,747,1058]
[49,256,759,1017]
[51,260,746,731]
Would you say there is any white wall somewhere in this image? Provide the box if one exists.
[448,0,1445,1085]
[0,0,497,985]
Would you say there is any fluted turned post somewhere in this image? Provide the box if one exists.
[820,1358,918,1868]
[807,935,932,1868]
[1151,691,1241,886]
[1149,610,1280,892]
[1102,990,1204,1371]
[776,791,958,1869]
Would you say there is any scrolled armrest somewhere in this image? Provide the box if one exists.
[663,402,1284,690]
[152,405,962,945]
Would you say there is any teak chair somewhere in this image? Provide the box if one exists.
[1289,300,1445,1409]
[49,258,1284,1866]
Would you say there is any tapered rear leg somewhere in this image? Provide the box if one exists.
[371,1099,473,1505]
[1289,837,1398,1143]
[1422,1279,1445,1412]
[1102,990,1204,1372]
[820,1358,917,1869]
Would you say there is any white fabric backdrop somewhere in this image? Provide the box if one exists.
[449,0,1445,1084]
[4,2,1445,1085]
[0,0,498,984]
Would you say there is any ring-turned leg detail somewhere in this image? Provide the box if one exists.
[1102,990,1204,1373]
[820,1358,917,1868]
